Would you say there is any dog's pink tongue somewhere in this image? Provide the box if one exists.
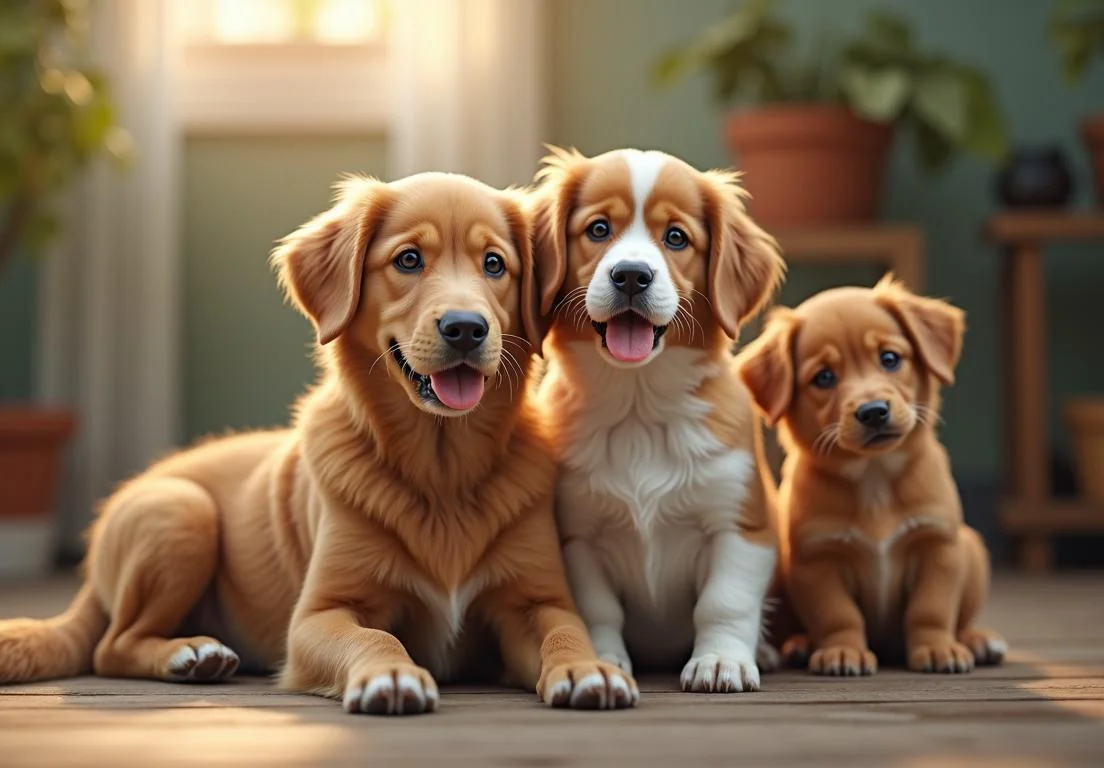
[430,366,485,410]
[604,313,654,362]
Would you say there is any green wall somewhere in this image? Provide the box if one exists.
[8,1,1102,498]
[182,135,387,441]
[0,258,35,401]
[549,0,1104,483]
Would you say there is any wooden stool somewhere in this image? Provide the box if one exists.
[987,211,1104,572]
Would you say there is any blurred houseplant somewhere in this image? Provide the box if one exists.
[0,0,130,578]
[1051,0,1104,205]
[652,0,1009,227]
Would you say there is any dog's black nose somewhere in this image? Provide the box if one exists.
[438,311,489,353]
[855,400,891,429]
[610,261,654,297]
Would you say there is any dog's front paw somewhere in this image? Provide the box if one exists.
[681,651,760,693]
[909,639,974,674]
[756,642,782,673]
[539,661,639,710]
[780,634,812,668]
[808,644,877,676]
[958,627,1007,666]
[343,663,439,715]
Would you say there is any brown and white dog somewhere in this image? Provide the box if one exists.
[0,172,638,713]
[529,147,786,693]
[736,276,1006,675]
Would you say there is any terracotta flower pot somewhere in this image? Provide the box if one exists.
[723,104,895,228]
[1064,397,1104,506]
[1081,113,1104,208]
[0,406,75,579]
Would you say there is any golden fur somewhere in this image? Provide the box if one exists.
[736,275,1006,675]
[528,146,787,691]
[0,172,638,713]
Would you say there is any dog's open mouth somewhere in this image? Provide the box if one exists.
[390,341,486,411]
[591,312,668,363]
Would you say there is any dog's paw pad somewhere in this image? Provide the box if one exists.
[343,667,439,716]
[808,645,877,677]
[681,652,760,693]
[540,662,638,710]
[959,629,1007,666]
[166,640,239,682]
[909,640,974,674]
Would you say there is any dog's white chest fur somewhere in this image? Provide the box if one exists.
[549,344,758,666]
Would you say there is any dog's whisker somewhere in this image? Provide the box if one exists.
[368,343,400,380]
[813,423,841,457]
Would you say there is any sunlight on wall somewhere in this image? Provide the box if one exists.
[195,0,386,44]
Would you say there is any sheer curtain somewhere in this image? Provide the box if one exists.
[36,0,549,555]
[388,0,549,188]
[36,0,181,555]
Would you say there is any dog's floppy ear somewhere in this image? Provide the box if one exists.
[874,273,965,386]
[700,170,787,339]
[499,189,547,355]
[271,176,389,345]
[523,145,585,352]
[735,308,799,427]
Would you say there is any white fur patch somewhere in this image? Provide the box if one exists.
[404,574,484,680]
[585,150,679,348]
[549,343,771,675]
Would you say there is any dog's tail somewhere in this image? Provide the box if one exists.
[0,582,108,684]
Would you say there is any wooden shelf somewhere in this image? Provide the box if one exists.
[775,224,924,291]
[1000,498,1104,534]
[987,211,1104,242]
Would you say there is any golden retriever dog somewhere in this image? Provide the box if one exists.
[735,276,1006,676]
[0,172,639,713]
[528,146,787,693]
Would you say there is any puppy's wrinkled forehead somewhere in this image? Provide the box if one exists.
[377,174,513,247]
[574,150,706,223]
[793,291,907,360]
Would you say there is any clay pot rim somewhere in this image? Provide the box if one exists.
[0,406,77,442]
[724,102,894,150]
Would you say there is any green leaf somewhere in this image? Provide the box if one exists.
[650,0,785,92]
[914,118,954,174]
[961,72,1009,162]
[839,64,910,121]
[913,67,970,143]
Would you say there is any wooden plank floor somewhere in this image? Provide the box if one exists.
[1,574,1102,767]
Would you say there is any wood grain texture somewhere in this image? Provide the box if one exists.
[1,575,1102,766]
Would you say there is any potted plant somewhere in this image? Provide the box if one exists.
[0,0,130,578]
[651,0,1009,227]
[1051,0,1104,206]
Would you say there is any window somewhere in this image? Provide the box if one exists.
[175,0,391,133]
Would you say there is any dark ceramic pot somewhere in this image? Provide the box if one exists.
[996,146,1074,208]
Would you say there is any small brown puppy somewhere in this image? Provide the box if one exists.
[735,275,1006,675]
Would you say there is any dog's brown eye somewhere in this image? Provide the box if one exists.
[663,226,688,250]
[880,350,902,371]
[394,248,423,273]
[483,252,506,278]
[586,219,611,242]
[812,368,837,389]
